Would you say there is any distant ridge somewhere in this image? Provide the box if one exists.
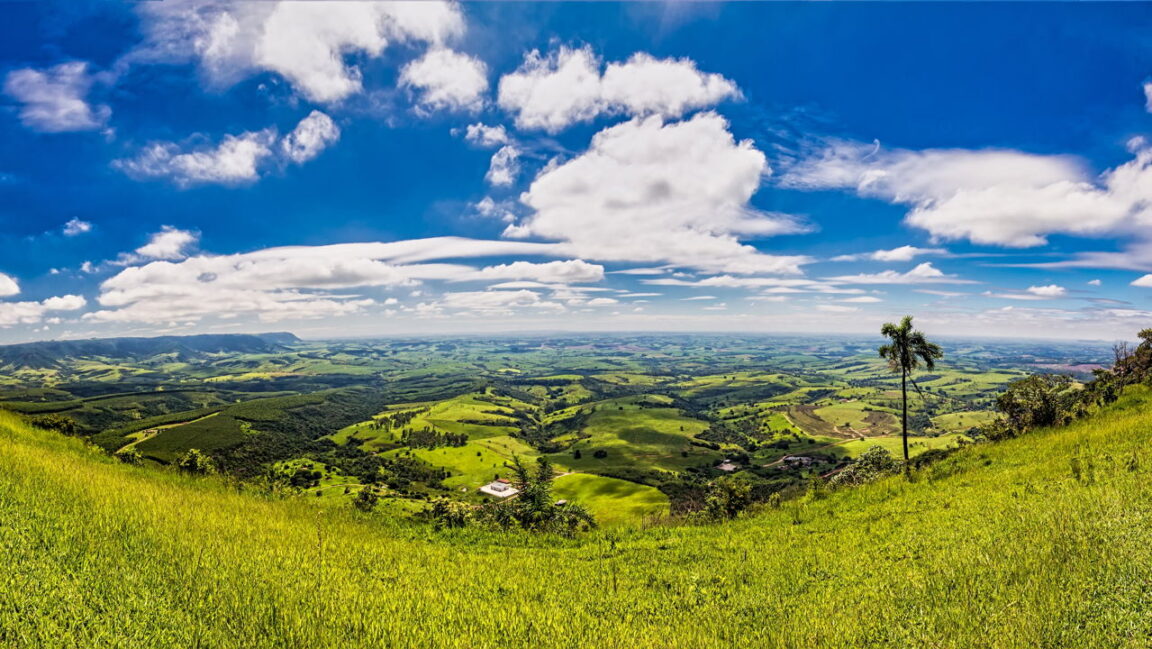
[0,332,301,369]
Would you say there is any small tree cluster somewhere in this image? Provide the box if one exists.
[117,447,144,465]
[483,457,596,535]
[427,497,473,529]
[978,374,1083,441]
[704,478,752,520]
[352,486,380,512]
[829,446,899,488]
[175,448,217,475]
[29,414,81,436]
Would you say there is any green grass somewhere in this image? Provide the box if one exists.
[831,433,970,459]
[545,398,718,473]
[331,390,529,451]
[552,473,669,525]
[5,388,1152,647]
[813,400,898,434]
[932,410,999,432]
[410,434,543,489]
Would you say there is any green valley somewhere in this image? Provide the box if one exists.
[0,333,1112,522]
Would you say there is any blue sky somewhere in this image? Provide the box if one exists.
[2,1,1152,342]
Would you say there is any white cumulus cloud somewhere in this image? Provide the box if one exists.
[832,245,947,262]
[118,111,340,186]
[0,294,85,327]
[474,260,603,284]
[827,262,973,285]
[497,46,739,133]
[85,237,578,325]
[511,112,809,275]
[136,226,199,261]
[3,62,109,133]
[485,145,520,186]
[462,123,509,148]
[400,48,488,113]
[62,218,93,236]
[0,273,19,297]
[135,0,465,103]
[281,111,340,164]
[783,140,1137,247]
[116,129,276,186]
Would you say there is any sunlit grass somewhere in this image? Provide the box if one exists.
[4,388,1152,647]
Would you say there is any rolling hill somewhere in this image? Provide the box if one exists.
[2,382,1151,647]
[0,332,300,370]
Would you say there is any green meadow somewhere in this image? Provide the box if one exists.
[411,434,541,489]
[545,397,719,473]
[832,432,969,459]
[551,473,670,525]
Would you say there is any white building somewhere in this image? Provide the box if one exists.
[479,478,520,498]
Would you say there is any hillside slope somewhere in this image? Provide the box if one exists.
[4,389,1152,648]
[0,332,299,370]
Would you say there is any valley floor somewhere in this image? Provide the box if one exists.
[4,389,1152,648]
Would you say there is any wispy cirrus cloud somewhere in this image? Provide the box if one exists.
[826,262,975,285]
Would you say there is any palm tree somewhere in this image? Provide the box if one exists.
[879,315,943,464]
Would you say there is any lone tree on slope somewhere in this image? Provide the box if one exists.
[879,315,943,464]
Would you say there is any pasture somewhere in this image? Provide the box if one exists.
[551,473,670,525]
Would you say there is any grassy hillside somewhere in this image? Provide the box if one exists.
[551,473,670,525]
[4,388,1152,647]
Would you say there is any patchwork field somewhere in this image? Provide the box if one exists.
[832,433,970,459]
[545,398,719,474]
[813,401,899,435]
[0,333,1112,525]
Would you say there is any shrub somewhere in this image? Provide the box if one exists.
[175,449,217,475]
[704,479,752,520]
[352,486,379,512]
[980,374,1082,439]
[427,497,474,529]
[830,446,898,488]
[28,414,81,436]
[117,447,144,465]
